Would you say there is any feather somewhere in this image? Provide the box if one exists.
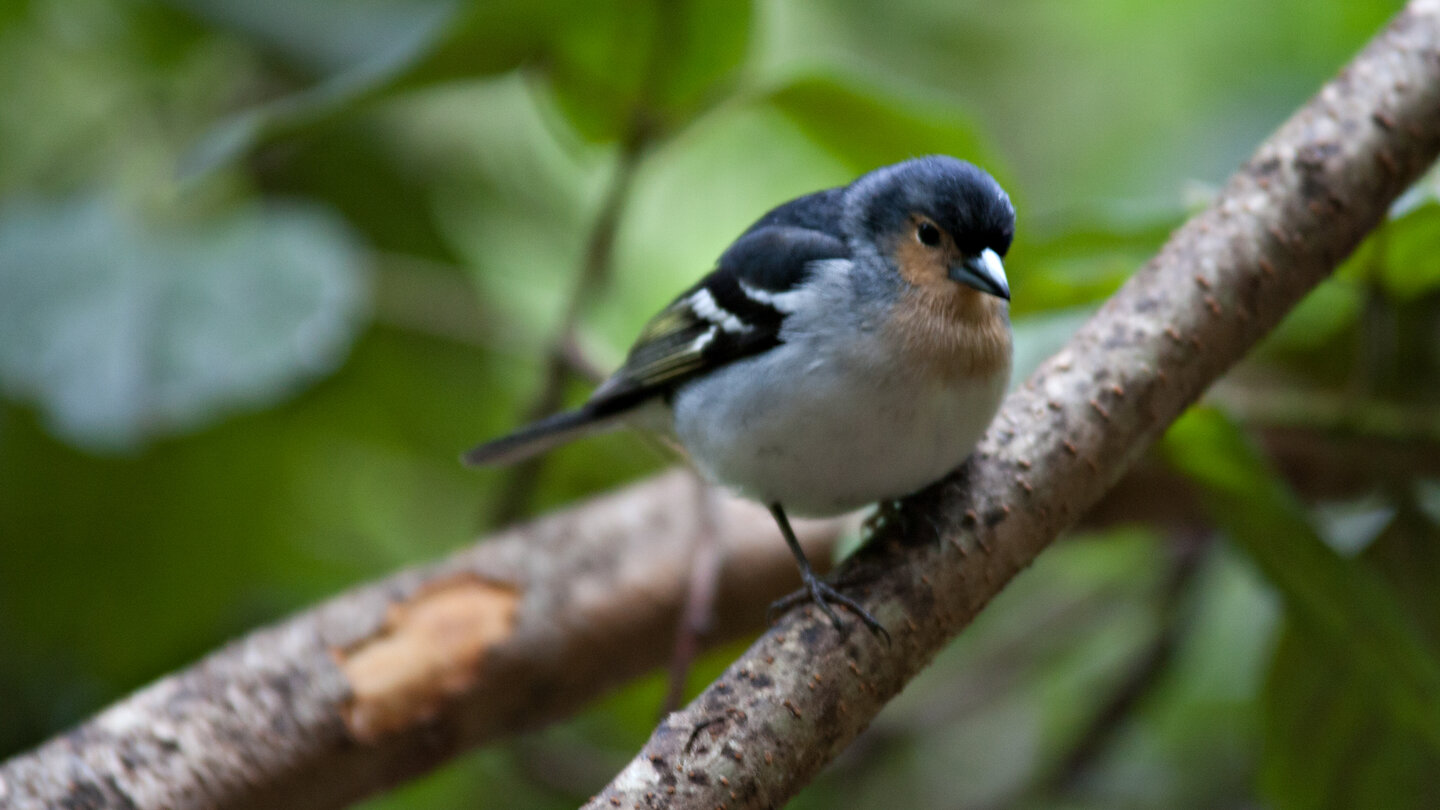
[462,408,605,466]
[586,222,849,408]
[465,196,851,466]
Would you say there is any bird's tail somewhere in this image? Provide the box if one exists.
[462,407,622,467]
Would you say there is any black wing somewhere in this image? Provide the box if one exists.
[740,187,847,241]
[464,189,849,466]
[587,215,849,414]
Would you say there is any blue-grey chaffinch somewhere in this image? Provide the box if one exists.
[466,155,1015,636]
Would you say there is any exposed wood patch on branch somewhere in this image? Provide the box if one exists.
[337,574,520,742]
[1,423,1428,809]
[4,4,1440,809]
[0,474,844,810]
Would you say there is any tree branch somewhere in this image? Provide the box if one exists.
[584,4,1440,808]
[1,423,1425,810]
[4,6,1440,808]
[0,473,845,810]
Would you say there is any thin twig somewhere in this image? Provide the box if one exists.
[490,0,678,524]
[489,136,650,524]
[663,475,729,715]
[1037,529,1212,799]
[828,583,1128,784]
[5,9,1440,805]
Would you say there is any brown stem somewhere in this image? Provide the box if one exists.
[489,136,649,524]
[489,0,678,524]
[663,476,727,715]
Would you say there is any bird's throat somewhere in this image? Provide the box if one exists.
[887,287,1011,381]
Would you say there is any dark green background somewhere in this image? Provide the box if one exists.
[2,1,1438,807]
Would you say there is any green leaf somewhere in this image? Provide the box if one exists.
[177,0,563,176]
[1260,278,1364,354]
[254,120,460,261]
[181,0,751,172]
[164,0,461,77]
[653,0,753,114]
[542,0,753,142]
[0,193,369,452]
[1162,409,1440,759]
[1010,213,1176,315]
[765,74,992,174]
[1260,506,1440,810]
[174,0,459,177]
[1375,203,1440,300]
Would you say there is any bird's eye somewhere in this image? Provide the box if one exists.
[917,222,942,247]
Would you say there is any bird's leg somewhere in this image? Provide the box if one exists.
[767,503,889,640]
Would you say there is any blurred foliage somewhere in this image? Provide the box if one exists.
[1262,507,1440,810]
[2,0,1439,809]
[0,194,366,450]
[1166,410,1440,809]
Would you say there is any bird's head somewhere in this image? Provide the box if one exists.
[844,155,1014,302]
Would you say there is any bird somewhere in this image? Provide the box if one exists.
[465,155,1015,636]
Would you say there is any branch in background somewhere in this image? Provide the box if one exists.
[1082,420,1440,530]
[0,472,843,810]
[663,478,726,715]
[810,532,1209,810]
[584,4,1440,807]
[0,428,1434,808]
[821,578,1127,788]
[368,253,611,386]
[4,5,1440,807]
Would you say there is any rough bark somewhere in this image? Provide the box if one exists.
[3,4,1440,808]
[584,3,1440,808]
[0,473,846,810]
[1,429,1429,810]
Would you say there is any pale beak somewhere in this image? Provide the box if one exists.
[947,247,1010,300]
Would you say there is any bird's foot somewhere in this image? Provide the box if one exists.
[768,573,890,643]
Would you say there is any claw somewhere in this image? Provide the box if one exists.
[805,576,890,642]
[766,578,890,642]
[766,502,890,642]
